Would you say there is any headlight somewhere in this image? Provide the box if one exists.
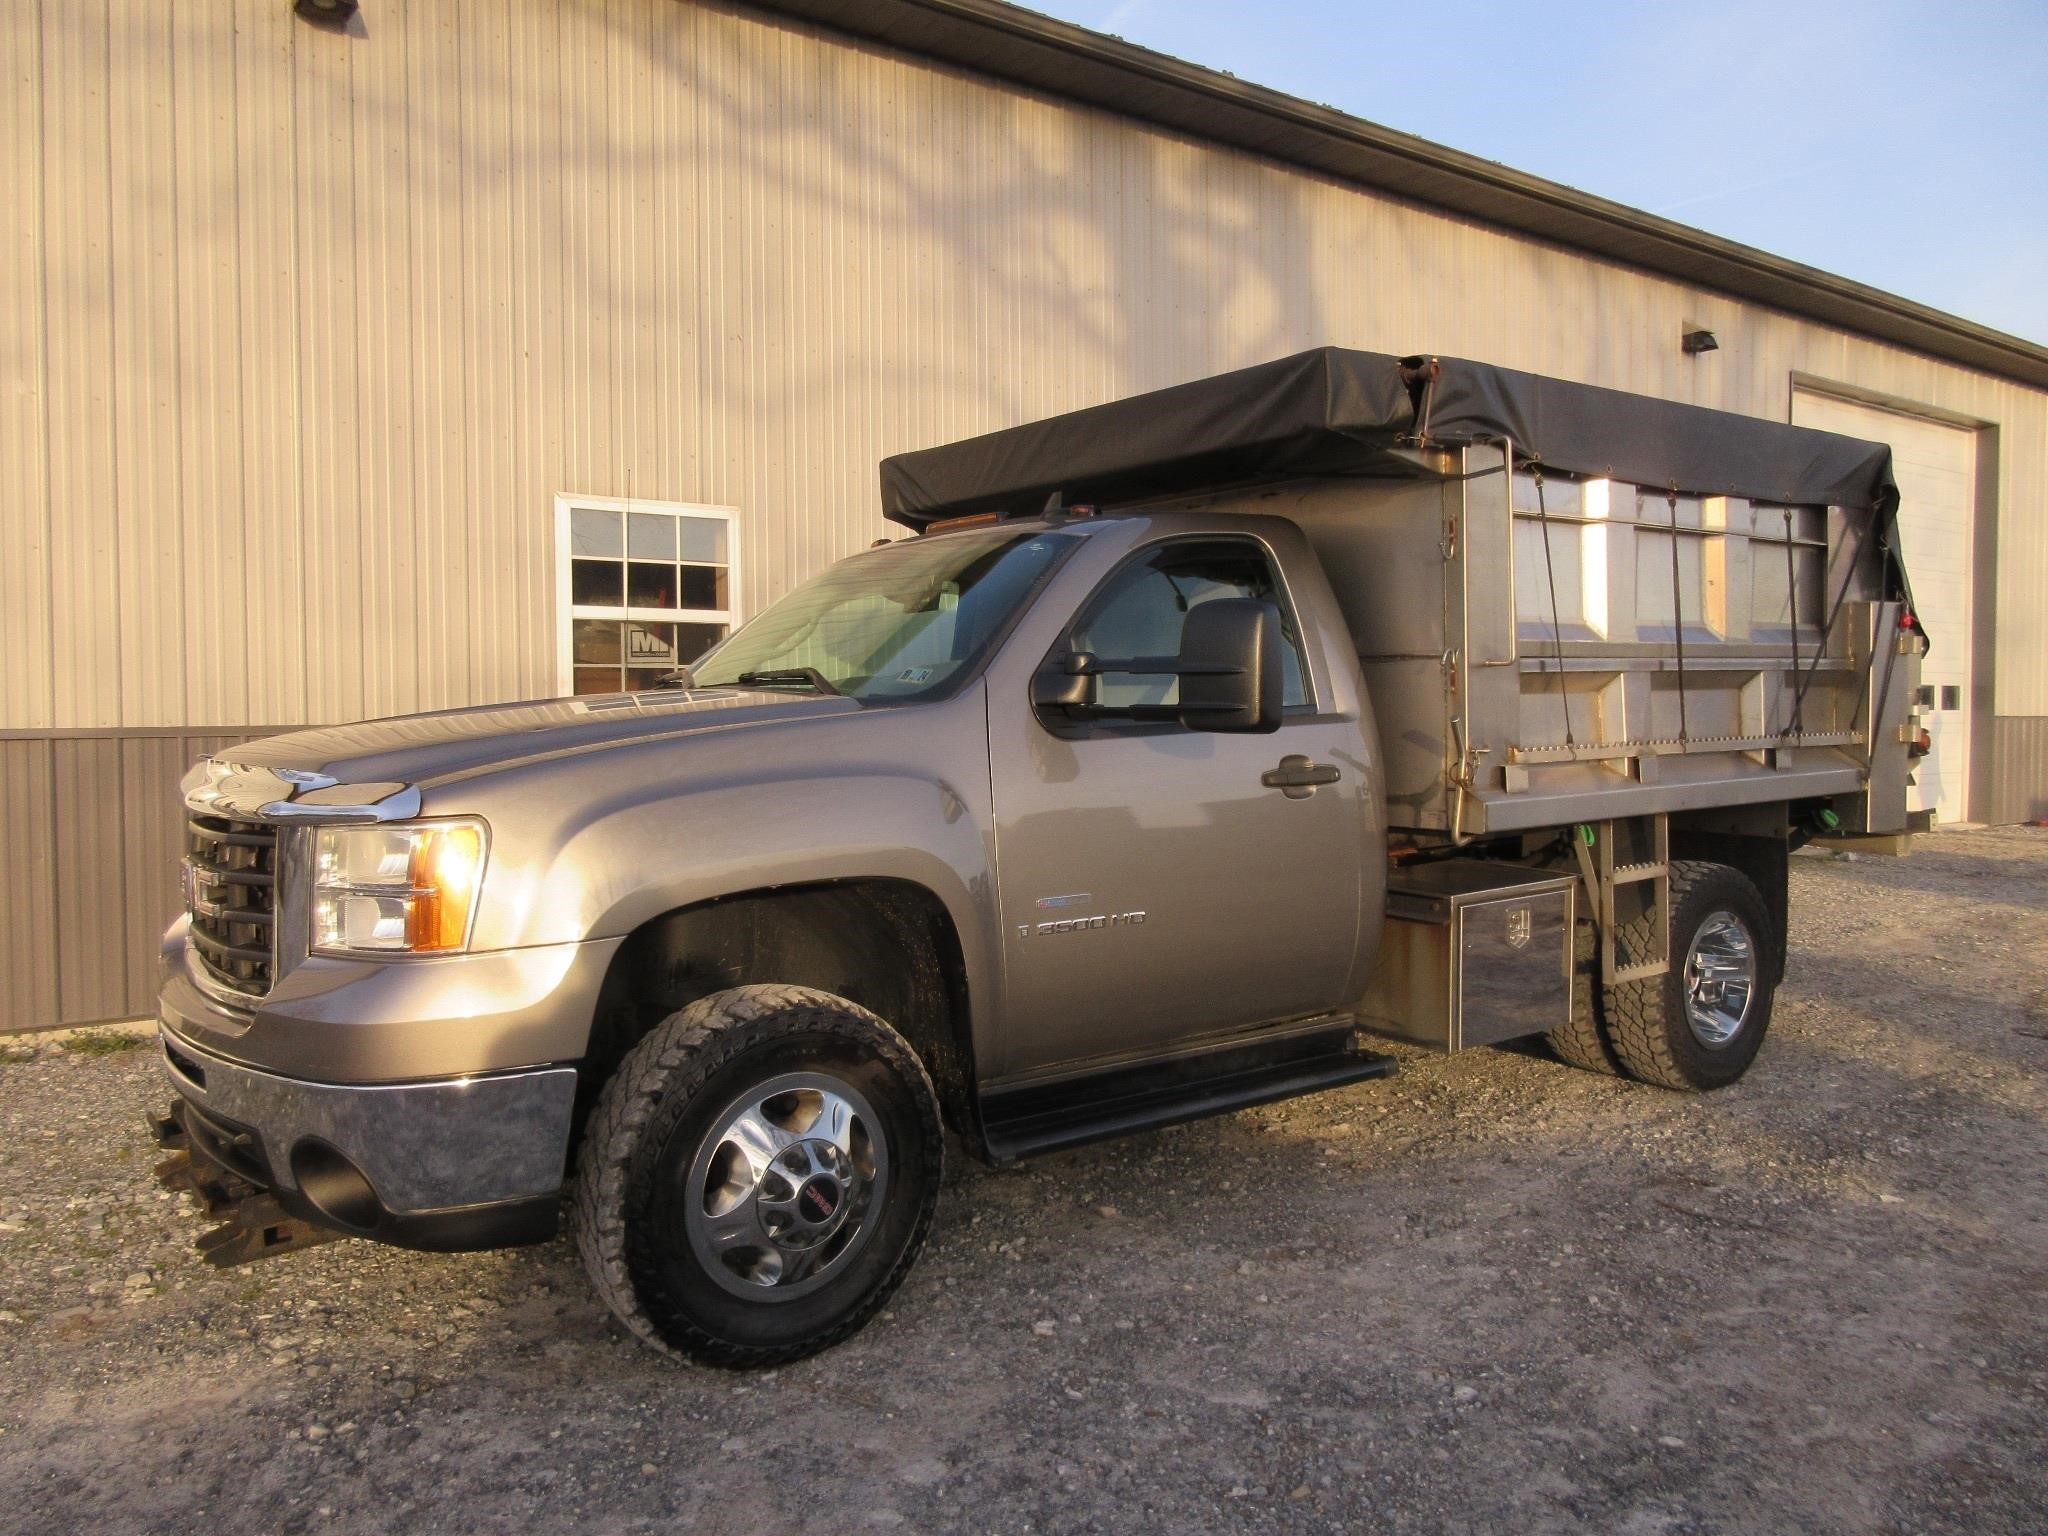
[312,820,487,955]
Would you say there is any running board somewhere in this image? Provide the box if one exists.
[979,1028,1398,1162]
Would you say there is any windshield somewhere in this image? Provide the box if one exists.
[689,527,1079,700]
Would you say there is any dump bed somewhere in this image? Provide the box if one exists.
[1184,451,1917,837]
[882,347,1923,839]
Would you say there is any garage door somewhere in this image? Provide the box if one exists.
[1792,391,1977,825]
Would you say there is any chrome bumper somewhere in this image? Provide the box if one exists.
[157,1027,576,1216]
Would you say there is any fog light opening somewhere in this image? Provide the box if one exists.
[290,1140,384,1232]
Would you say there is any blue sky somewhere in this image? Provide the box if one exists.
[1028,0,2048,345]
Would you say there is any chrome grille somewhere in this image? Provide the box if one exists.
[184,815,278,996]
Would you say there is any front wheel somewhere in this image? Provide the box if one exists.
[574,984,944,1367]
[1604,860,1778,1091]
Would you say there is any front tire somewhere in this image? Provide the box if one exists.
[1604,860,1777,1091]
[574,984,944,1367]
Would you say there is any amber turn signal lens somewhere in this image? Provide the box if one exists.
[405,823,486,952]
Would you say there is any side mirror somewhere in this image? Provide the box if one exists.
[1030,650,1097,711]
[1177,599,1282,734]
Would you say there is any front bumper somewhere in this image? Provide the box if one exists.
[157,1027,576,1251]
[159,916,622,1082]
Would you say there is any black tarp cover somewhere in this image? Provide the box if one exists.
[879,346,1901,530]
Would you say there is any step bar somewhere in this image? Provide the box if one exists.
[980,1025,1398,1162]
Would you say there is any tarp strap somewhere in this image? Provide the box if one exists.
[1667,487,1690,746]
[1528,457,1577,753]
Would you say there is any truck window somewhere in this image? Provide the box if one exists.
[1071,538,1310,711]
[690,527,1078,700]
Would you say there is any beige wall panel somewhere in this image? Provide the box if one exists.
[50,738,133,1022]
[41,0,123,729]
[166,0,248,728]
[1991,720,2048,825]
[0,732,263,1030]
[107,0,187,729]
[117,735,193,1006]
[292,0,372,726]
[234,0,310,727]
[0,744,59,1032]
[1994,400,2046,713]
[1,10,55,732]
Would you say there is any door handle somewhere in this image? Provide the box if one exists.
[1262,754,1341,798]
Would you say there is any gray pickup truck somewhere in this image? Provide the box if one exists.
[153,349,1925,1366]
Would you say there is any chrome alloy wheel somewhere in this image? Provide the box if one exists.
[683,1072,889,1301]
[1683,909,1757,1049]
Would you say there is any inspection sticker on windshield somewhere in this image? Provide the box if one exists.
[896,667,934,684]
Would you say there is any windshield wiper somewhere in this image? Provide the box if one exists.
[732,667,842,696]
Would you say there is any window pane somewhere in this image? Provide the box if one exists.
[1073,540,1308,709]
[573,666,621,695]
[573,619,622,666]
[677,622,727,665]
[626,561,676,608]
[571,508,624,558]
[572,558,623,607]
[679,517,728,564]
[680,565,727,610]
[628,512,677,560]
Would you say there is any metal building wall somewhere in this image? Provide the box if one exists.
[3,0,2044,1027]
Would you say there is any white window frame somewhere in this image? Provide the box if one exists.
[553,493,742,693]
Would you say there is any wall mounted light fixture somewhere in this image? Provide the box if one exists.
[294,0,360,28]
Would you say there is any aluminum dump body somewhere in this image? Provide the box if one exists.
[882,348,1923,838]
[1175,453,1918,837]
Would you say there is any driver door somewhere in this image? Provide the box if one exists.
[989,534,1364,1078]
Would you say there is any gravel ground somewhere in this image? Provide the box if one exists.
[2,827,2045,1535]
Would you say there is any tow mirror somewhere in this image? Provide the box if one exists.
[1030,650,1097,711]
[1176,599,1282,734]
[1032,601,1282,731]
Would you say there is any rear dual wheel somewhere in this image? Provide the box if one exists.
[1547,859,1776,1091]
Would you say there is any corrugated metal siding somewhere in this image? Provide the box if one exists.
[0,732,253,1032]
[1,0,2044,1026]
[0,743,59,1031]
[1991,719,2048,825]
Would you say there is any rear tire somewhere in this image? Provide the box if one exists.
[1604,860,1776,1091]
[1546,920,1624,1076]
[574,984,944,1367]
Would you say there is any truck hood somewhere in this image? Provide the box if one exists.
[213,689,861,800]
